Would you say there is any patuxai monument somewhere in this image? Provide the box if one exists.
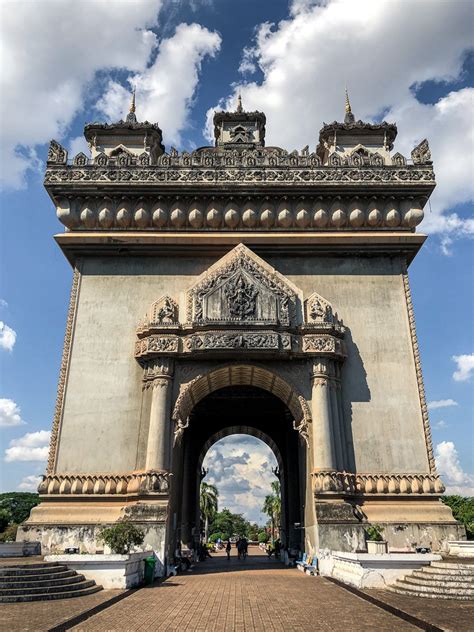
[18,92,463,573]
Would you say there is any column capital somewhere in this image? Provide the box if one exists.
[143,358,174,387]
[311,358,333,382]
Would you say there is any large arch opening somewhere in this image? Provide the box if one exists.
[170,384,306,560]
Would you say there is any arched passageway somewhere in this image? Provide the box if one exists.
[170,385,306,558]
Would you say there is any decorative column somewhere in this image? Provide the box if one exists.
[144,359,174,471]
[311,359,337,471]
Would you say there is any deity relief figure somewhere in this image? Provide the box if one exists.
[224,274,258,319]
[157,298,175,323]
[309,298,324,321]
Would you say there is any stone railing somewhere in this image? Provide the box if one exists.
[38,470,170,496]
[312,471,445,495]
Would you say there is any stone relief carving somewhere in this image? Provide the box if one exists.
[411,139,432,165]
[47,140,67,165]
[224,273,258,319]
[186,244,297,325]
[39,470,171,496]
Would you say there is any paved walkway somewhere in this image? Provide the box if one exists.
[70,551,417,632]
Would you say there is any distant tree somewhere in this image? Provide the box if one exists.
[441,495,474,539]
[208,508,251,540]
[200,482,219,542]
[0,493,39,525]
[248,523,260,541]
[258,531,269,544]
[0,508,11,532]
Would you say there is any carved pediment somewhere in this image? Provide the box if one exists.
[304,291,342,327]
[186,244,300,326]
[137,295,179,335]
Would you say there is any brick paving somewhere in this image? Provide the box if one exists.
[69,551,418,632]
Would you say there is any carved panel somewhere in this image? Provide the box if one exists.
[312,471,445,496]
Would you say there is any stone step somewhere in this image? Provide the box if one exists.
[393,579,474,598]
[0,584,103,603]
[387,585,473,601]
[0,569,76,582]
[403,575,473,590]
[0,564,69,577]
[431,561,474,572]
[0,579,97,597]
[421,565,474,577]
[0,574,85,589]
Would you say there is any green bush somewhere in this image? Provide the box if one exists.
[209,532,224,543]
[365,524,384,541]
[0,508,12,532]
[0,493,39,524]
[258,531,269,544]
[98,521,145,554]
[442,495,474,540]
[0,523,18,542]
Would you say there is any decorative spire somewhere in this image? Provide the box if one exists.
[126,87,137,124]
[344,87,355,124]
[236,92,243,113]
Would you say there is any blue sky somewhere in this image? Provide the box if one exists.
[0,0,473,515]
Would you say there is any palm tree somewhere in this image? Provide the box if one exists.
[200,482,219,542]
[262,480,281,543]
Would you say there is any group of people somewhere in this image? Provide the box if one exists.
[224,537,248,560]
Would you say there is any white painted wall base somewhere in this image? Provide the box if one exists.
[44,552,150,588]
[0,542,41,557]
[447,541,474,558]
[320,551,441,589]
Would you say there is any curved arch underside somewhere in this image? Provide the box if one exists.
[174,364,311,428]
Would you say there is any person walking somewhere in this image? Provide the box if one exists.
[225,539,232,560]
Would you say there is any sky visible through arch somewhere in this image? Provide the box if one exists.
[202,434,278,525]
[0,0,472,496]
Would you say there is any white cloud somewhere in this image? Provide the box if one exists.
[203,435,278,524]
[68,135,90,159]
[435,441,474,496]
[18,475,42,492]
[0,399,26,427]
[0,0,163,189]
[428,399,458,410]
[5,430,51,462]
[0,299,8,309]
[206,0,473,246]
[97,22,221,147]
[452,354,474,382]
[0,321,16,352]
[433,420,448,430]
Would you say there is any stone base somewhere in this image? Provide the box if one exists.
[17,497,169,575]
[322,551,441,589]
[0,542,41,558]
[44,552,150,588]
[445,540,474,558]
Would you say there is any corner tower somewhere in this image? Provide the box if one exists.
[20,94,462,567]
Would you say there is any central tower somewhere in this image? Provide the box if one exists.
[20,94,462,570]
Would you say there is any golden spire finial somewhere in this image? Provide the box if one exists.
[236,92,243,113]
[129,87,136,114]
[345,87,352,114]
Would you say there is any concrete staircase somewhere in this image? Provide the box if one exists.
[0,561,102,602]
[388,560,474,601]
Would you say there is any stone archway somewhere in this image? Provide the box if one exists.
[172,363,312,446]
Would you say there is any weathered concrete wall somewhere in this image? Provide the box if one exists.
[56,253,428,476]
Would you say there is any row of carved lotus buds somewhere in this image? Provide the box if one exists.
[38,472,170,495]
[56,196,425,230]
[312,471,445,495]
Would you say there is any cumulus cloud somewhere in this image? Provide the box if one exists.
[0,0,162,189]
[5,430,51,462]
[18,475,42,492]
[435,441,474,496]
[452,354,474,382]
[97,23,221,147]
[207,0,473,246]
[432,420,448,430]
[428,399,458,410]
[203,435,278,523]
[0,321,16,351]
[0,399,25,427]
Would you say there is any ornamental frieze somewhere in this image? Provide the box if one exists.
[312,471,445,496]
[38,470,170,496]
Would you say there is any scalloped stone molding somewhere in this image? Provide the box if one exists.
[312,471,445,495]
[39,470,170,496]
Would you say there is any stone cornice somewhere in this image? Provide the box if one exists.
[38,470,170,496]
[54,231,427,267]
[312,470,445,496]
